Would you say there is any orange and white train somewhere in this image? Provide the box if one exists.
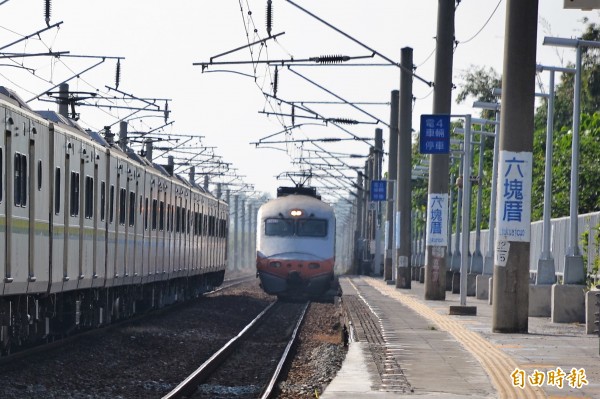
[256,186,336,299]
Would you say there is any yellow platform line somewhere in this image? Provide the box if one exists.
[361,277,547,399]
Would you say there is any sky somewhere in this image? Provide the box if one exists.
[0,1,598,204]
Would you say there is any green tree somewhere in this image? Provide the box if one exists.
[455,21,600,225]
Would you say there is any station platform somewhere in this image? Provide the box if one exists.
[321,276,599,398]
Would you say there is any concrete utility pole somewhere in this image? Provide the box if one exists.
[424,0,455,300]
[373,128,384,275]
[396,47,413,289]
[226,189,231,263]
[365,155,373,274]
[233,195,239,271]
[247,202,253,267]
[492,0,538,333]
[385,90,399,281]
[240,197,246,269]
[354,172,363,274]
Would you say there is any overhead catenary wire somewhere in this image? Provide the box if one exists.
[456,0,503,45]
[284,0,433,87]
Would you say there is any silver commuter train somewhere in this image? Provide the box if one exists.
[0,86,227,354]
[256,186,336,299]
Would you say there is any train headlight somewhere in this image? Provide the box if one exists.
[308,263,320,269]
[269,261,282,268]
[290,209,303,217]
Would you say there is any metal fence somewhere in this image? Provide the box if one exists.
[447,211,600,277]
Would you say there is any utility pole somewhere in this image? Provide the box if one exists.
[226,189,231,264]
[234,195,239,271]
[365,155,373,274]
[240,197,246,269]
[385,90,399,281]
[492,0,538,333]
[247,202,253,268]
[373,128,384,275]
[424,0,455,300]
[396,47,413,289]
[354,172,363,275]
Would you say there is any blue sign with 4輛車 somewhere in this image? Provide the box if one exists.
[420,114,450,154]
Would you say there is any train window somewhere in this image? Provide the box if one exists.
[144,197,149,230]
[151,199,158,230]
[70,172,79,216]
[100,182,106,221]
[84,176,94,219]
[265,218,294,236]
[37,160,42,191]
[167,204,172,232]
[221,219,227,238]
[0,148,4,202]
[14,152,27,207]
[109,185,115,223]
[209,215,216,236]
[175,206,181,233]
[54,167,60,214]
[297,219,328,237]
[187,209,191,234]
[119,188,126,225]
[128,191,135,227]
[159,201,165,231]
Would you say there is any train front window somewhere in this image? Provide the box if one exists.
[265,218,294,236]
[297,219,328,237]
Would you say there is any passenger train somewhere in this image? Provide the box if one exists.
[256,186,336,299]
[0,86,228,355]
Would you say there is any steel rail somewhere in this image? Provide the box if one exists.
[162,301,278,399]
[260,301,310,399]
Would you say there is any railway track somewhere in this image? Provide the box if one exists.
[164,300,309,399]
[0,275,254,365]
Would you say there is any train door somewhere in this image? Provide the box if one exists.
[104,151,117,287]
[206,202,213,272]
[147,176,157,282]
[163,181,173,281]
[114,156,126,286]
[192,196,200,276]
[209,203,216,272]
[49,125,65,293]
[173,191,181,277]
[61,137,82,292]
[140,172,151,284]
[77,142,94,290]
[93,147,107,288]
[183,194,190,277]
[4,111,32,295]
[0,108,6,295]
[200,200,207,274]
[218,205,225,270]
[217,204,223,271]
[159,189,166,279]
[133,169,145,285]
[26,118,50,294]
[156,178,166,280]
[123,163,137,285]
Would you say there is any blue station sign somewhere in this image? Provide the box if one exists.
[419,114,450,154]
[370,180,387,201]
